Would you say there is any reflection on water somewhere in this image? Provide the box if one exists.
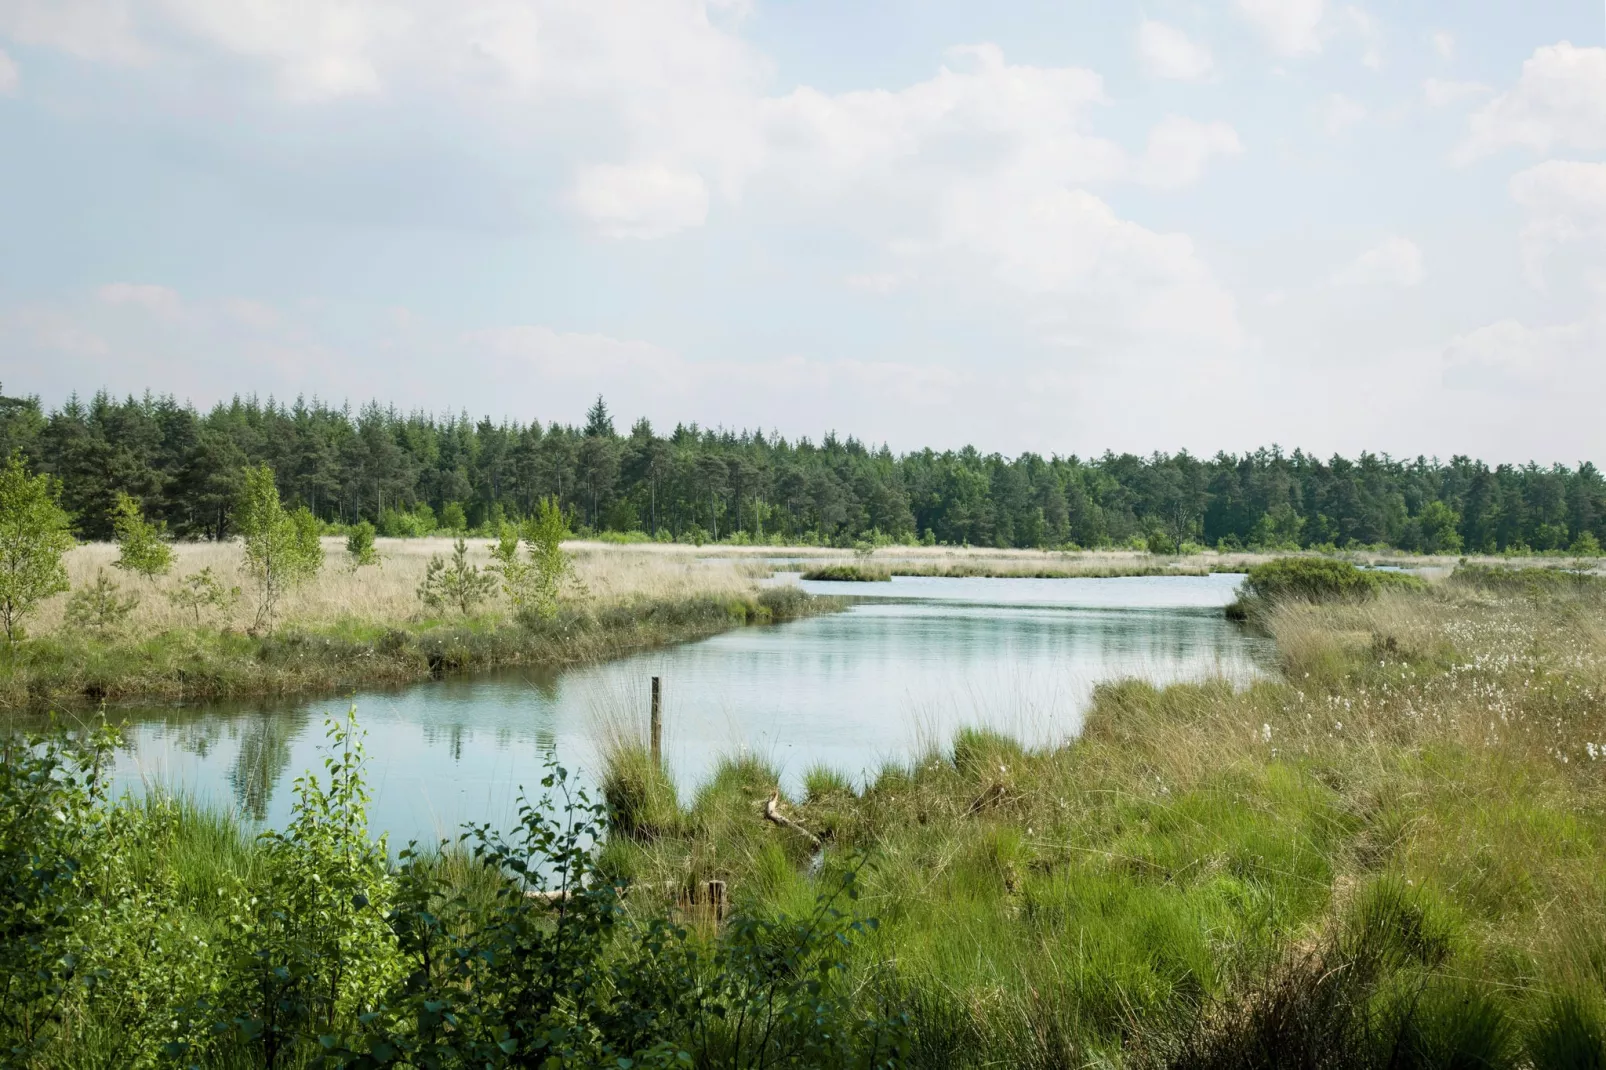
[97,573,1270,846]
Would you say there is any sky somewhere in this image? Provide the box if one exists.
[1,1,1604,462]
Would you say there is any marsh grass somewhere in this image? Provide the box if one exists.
[4,542,832,708]
[800,563,893,582]
[592,576,1606,1065]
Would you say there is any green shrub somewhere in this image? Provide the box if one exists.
[801,563,892,582]
[345,519,379,568]
[1450,563,1604,597]
[1228,558,1424,619]
[110,491,173,579]
[64,568,140,635]
[1,715,905,1067]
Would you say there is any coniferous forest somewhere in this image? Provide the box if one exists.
[2,387,1603,554]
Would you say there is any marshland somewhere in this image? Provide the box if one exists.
[5,395,1606,1066]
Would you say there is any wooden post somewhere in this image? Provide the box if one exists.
[650,676,662,766]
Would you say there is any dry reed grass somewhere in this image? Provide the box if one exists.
[37,538,763,636]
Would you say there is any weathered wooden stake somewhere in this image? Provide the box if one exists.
[650,676,662,766]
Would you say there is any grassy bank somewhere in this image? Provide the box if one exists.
[1,586,827,710]
[3,539,832,709]
[598,566,1606,1065]
[12,560,1606,1065]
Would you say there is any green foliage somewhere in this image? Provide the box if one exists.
[164,566,240,626]
[1571,531,1604,556]
[801,563,893,582]
[1415,499,1464,554]
[1525,993,1606,1070]
[64,568,140,635]
[0,452,74,643]
[110,491,173,579]
[0,720,118,1061]
[417,537,497,616]
[236,465,324,632]
[346,519,380,569]
[1229,558,1425,618]
[17,387,1606,553]
[194,711,398,1067]
[1449,563,1605,597]
[0,714,902,1067]
[377,504,437,538]
[489,497,581,622]
[322,763,902,1068]
[1147,530,1179,555]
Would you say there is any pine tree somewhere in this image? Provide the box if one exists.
[417,537,496,615]
[65,568,140,635]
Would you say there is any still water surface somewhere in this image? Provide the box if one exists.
[104,574,1270,845]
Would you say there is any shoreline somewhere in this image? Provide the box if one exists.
[1,587,837,712]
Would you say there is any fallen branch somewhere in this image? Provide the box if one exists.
[763,789,822,848]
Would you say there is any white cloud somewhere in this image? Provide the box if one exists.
[1236,0,1325,56]
[1137,116,1243,189]
[570,163,710,239]
[1344,6,1381,69]
[1423,78,1490,108]
[1321,93,1366,134]
[937,183,1242,351]
[1458,43,1606,161]
[0,0,145,63]
[1510,160,1606,286]
[96,282,184,318]
[845,273,903,295]
[756,44,1122,194]
[1136,19,1213,81]
[0,46,16,93]
[1443,314,1604,393]
[747,48,1242,350]
[223,298,281,330]
[1431,31,1454,60]
[1332,236,1424,287]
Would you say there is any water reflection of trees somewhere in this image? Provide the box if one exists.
[228,709,309,821]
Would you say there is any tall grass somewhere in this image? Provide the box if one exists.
[4,545,832,708]
[593,575,1606,1065]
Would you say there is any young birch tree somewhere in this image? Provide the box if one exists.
[0,453,75,643]
[111,491,173,580]
[235,465,324,633]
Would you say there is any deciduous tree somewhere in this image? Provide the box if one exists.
[0,453,74,643]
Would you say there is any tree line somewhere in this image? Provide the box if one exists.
[2,386,1603,554]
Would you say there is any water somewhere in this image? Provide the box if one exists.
[97,573,1270,846]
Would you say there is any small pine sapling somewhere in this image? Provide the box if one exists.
[417,537,496,615]
[65,568,140,635]
[165,567,240,626]
[346,520,380,570]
